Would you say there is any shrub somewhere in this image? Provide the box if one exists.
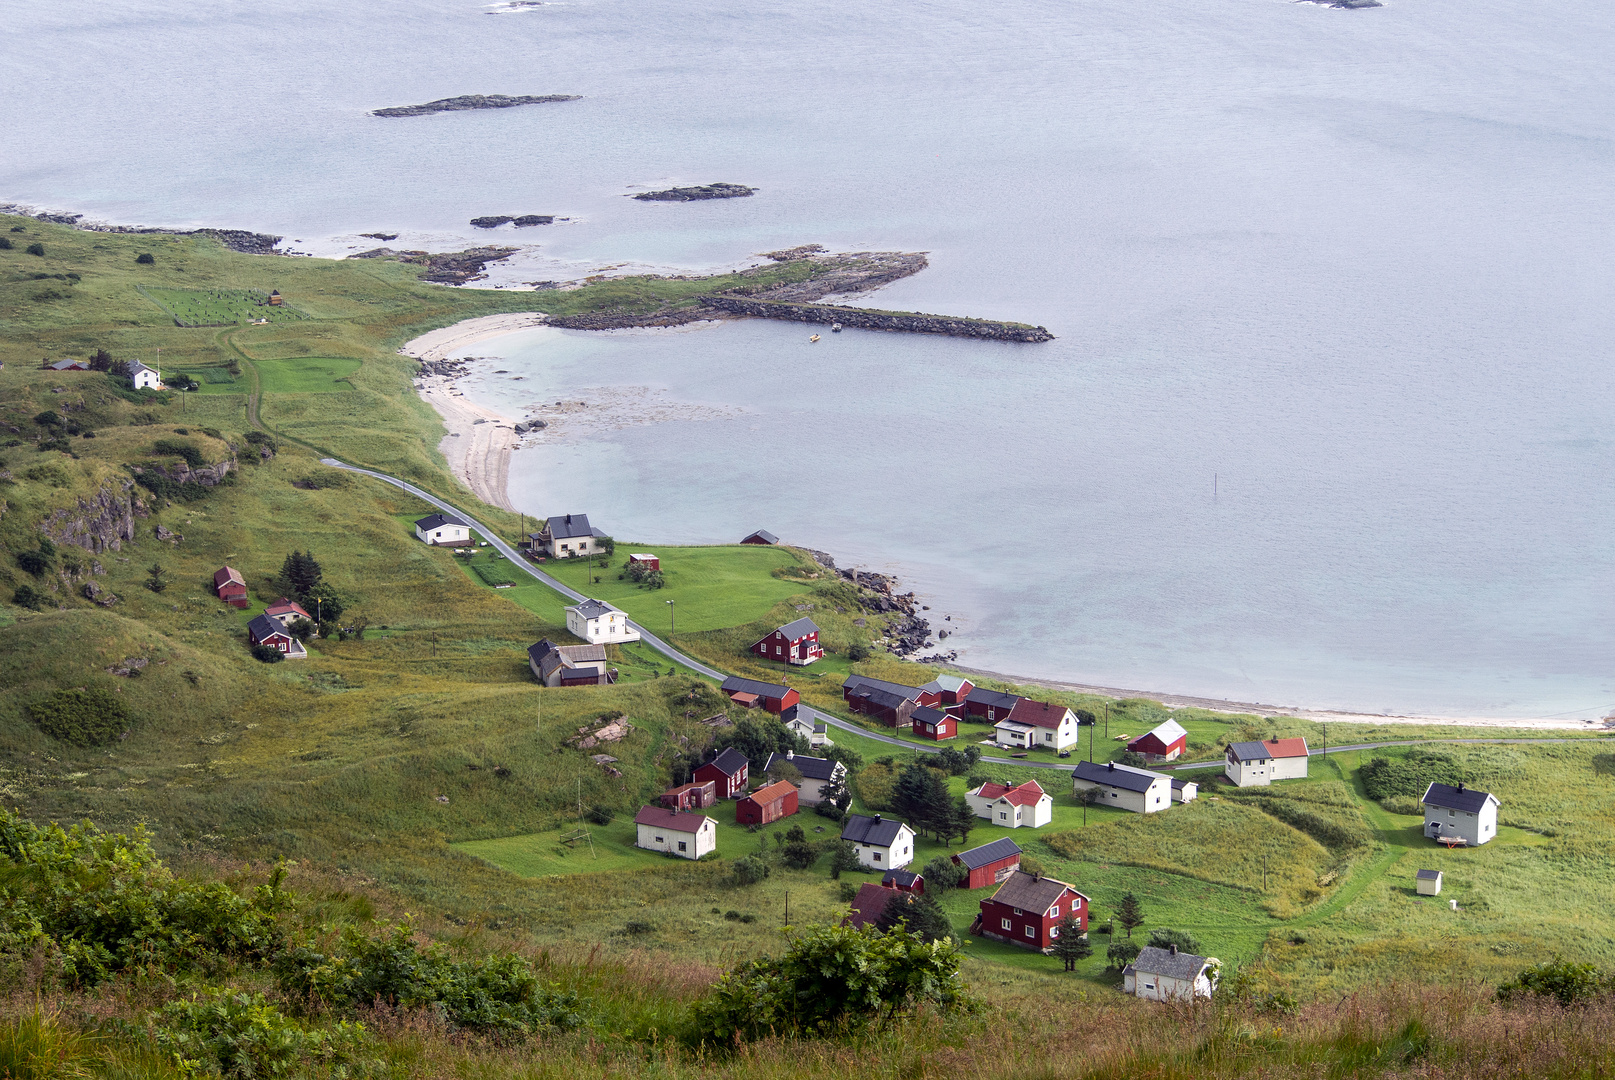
[152,438,206,467]
[135,252,155,264]
[26,242,44,256]
[921,855,967,893]
[1497,958,1615,1007]
[1360,751,1465,801]
[286,617,315,642]
[1106,939,1141,970]
[0,236,11,250]
[28,686,134,745]
[847,642,871,662]
[16,549,51,577]
[854,760,897,811]
[1380,795,1425,815]
[1147,927,1203,955]
[251,644,285,664]
[33,410,61,427]
[583,805,613,825]
[1019,855,1045,878]
[731,855,770,885]
[146,989,374,1078]
[12,584,45,611]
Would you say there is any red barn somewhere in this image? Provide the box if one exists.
[213,565,248,608]
[918,675,974,709]
[628,553,660,571]
[750,617,824,667]
[720,676,801,720]
[736,779,798,825]
[910,705,956,741]
[739,529,778,546]
[952,837,1024,890]
[972,870,1088,951]
[964,686,1020,723]
[660,780,716,812]
[694,748,750,799]
[1127,719,1189,762]
[842,674,921,729]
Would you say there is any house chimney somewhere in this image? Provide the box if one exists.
[786,749,794,760]
[1457,782,1465,792]
[1107,761,1115,771]
[1170,944,1178,955]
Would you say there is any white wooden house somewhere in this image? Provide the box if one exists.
[964,779,1054,828]
[1125,945,1220,1002]
[129,361,162,390]
[1421,782,1499,846]
[1071,760,1172,814]
[761,751,846,807]
[992,698,1081,752]
[565,598,640,644]
[414,513,471,546]
[1223,738,1309,787]
[784,712,833,748]
[840,814,915,870]
[633,806,716,860]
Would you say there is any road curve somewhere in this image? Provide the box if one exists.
[321,459,1608,776]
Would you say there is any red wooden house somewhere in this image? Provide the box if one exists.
[213,566,248,609]
[910,705,956,741]
[739,529,778,546]
[694,748,750,799]
[952,837,1024,890]
[964,686,1020,723]
[750,617,824,667]
[660,780,717,812]
[918,675,974,709]
[842,674,921,729]
[882,869,923,894]
[736,780,798,825]
[628,553,660,571]
[720,676,801,720]
[248,613,306,659]
[972,870,1089,951]
[1127,719,1189,762]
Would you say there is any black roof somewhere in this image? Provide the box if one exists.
[1421,781,1497,813]
[248,613,284,640]
[1416,869,1442,880]
[705,747,749,776]
[762,752,841,781]
[841,813,908,847]
[1227,740,1273,761]
[911,706,950,727]
[415,512,468,531]
[848,685,912,711]
[742,529,778,544]
[546,513,595,539]
[1170,776,1195,790]
[773,617,820,640]
[882,869,921,888]
[1071,759,1166,794]
[966,686,1020,710]
[1132,945,1213,981]
[721,675,791,699]
[954,837,1023,870]
[844,674,920,701]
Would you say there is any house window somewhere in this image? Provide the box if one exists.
[999,812,1008,820]
[654,835,664,843]
[1050,926,1060,939]
[873,852,882,861]
[1025,926,1035,938]
[1001,918,1012,930]
[678,841,687,852]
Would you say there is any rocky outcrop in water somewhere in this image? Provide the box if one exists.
[0,205,289,255]
[41,482,143,553]
[372,94,580,118]
[700,295,1053,342]
[633,183,754,202]
[471,215,555,228]
[350,246,518,285]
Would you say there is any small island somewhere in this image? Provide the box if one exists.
[372,94,580,118]
[470,215,555,229]
[633,183,755,202]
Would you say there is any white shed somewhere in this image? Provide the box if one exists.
[1170,777,1198,804]
[1415,869,1443,896]
[1124,945,1220,1002]
[633,805,716,860]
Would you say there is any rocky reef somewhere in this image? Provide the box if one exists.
[699,295,1053,342]
[632,183,754,202]
[0,206,288,255]
[350,246,518,285]
[372,94,580,118]
[470,215,555,228]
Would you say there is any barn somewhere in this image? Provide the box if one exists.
[1127,719,1189,762]
[964,686,1020,723]
[842,674,921,728]
[736,780,798,825]
[628,553,660,571]
[910,705,956,741]
[213,566,248,608]
[952,837,1023,890]
[719,676,800,719]
[918,675,975,709]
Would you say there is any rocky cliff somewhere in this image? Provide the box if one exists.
[41,481,145,553]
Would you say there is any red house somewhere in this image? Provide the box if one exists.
[628,553,660,571]
[972,870,1089,951]
[952,837,1024,890]
[918,675,974,709]
[964,686,1020,723]
[882,869,923,893]
[247,613,306,658]
[736,779,798,825]
[910,706,956,741]
[1127,719,1189,762]
[750,617,824,667]
[213,565,248,609]
[842,674,921,729]
[694,748,750,799]
[660,780,717,812]
[739,529,778,546]
[720,676,801,720]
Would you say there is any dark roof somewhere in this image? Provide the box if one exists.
[844,674,921,701]
[247,613,284,640]
[632,805,709,830]
[1421,781,1497,813]
[989,870,1082,912]
[569,598,617,620]
[954,837,1023,870]
[704,747,749,777]
[1132,945,1213,981]
[415,512,468,531]
[741,529,778,544]
[762,752,842,782]
[841,813,908,847]
[882,869,922,889]
[1227,740,1274,762]
[1071,759,1167,794]
[1415,869,1442,881]
[848,685,911,711]
[911,706,950,727]
[721,675,792,700]
[527,639,607,679]
[844,884,900,930]
[1170,776,1195,791]
[546,513,595,539]
[965,686,1020,710]
[773,617,820,640]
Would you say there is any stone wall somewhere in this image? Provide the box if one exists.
[696,295,1054,342]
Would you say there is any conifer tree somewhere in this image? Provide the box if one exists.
[1051,914,1092,971]
[1116,892,1146,938]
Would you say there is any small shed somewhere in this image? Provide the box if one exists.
[953,837,1024,890]
[628,553,660,571]
[911,705,957,741]
[1415,869,1443,896]
[661,780,716,812]
[213,565,248,608]
[694,747,750,799]
[740,529,778,545]
[882,869,924,894]
[736,779,799,825]
[268,290,284,306]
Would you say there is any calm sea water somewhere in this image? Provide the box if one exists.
[5,0,1613,717]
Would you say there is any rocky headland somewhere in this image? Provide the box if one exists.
[349,246,519,285]
[632,183,755,202]
[371,94,580,118]
[0,206,286,255]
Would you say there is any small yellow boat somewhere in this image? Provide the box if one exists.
[809,334,821,342]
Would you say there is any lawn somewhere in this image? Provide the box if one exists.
[138,286,308,327]
[255,356,363,393]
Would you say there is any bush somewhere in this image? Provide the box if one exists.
[0,236,11,250]
[146,990,374,1078]
[135,252,155,264]
[152,438,206,467]
[1379,795,1425,816]
[1497,958,1615,1008]
[251,643,285,664]
[28,686,134,745]
[921,855,967,893]
[1019,855,1045,878]
[854,761,897,811]
[1106,940,1141,970]
[1360,751,1464,801]
[847,642,871,662]
[731,855,770,885]
[12,584,45,611]
[15,549,51,577]
[1147,928,1203,955]
[26,242,44,256]
[583,805,613,825]
[33,410,61,427]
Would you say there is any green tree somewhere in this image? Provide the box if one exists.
[28,686,134,745]
[944,796,976,847]
[847,642,871,662]
[287,617,316,642]
[892,761,956,841]
[828,840,861,880]
[1106,939,1141,971]
[1147,927,1202,955]
[302,581,344,623]
[921,855,967,893]
[713,715,806,764]
[779,824,818,870]
[933,744,981,776]
[1115,892,1145,938]
[876,891,955,944]
[278,550,323,600]
[1051,914,1092,971]
[730,855,770,885]
[145,563,168,593]
[12,583,45,611]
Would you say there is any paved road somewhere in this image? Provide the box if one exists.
[323,458,1610,775]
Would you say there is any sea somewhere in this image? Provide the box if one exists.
[5,0,1613,719]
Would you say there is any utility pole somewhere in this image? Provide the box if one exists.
[667,598,675,635]
[1321,723,1327,759]
[1262,853,1269,892]
[1104,701,1109,740]
[1089,716,1095,763]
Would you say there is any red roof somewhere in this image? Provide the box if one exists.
[266,597,312,620]
[844,884,902,930]
[1263,738,1309,759]
[743,780,797,805]
[1001,781,1047,807]
[213,565,245,588]
[1005,698,1072,729]
[633,805,709,831]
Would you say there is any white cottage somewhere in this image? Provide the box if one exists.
[964,779,1054,828]
[633,805,716,860]
[784,712,833,748]
[840,813,915,871]
[1223,738,1309,787]
[1421,782,1499,846]
[414,513,471,546]
[129,361,162,390]
[1170,777,1198,804]
[1125,945,1220,1002]
[565,598,640,644]
[992,698,1081,752]
[1071,759,1173,814]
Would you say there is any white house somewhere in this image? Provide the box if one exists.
[1071,760,1172,814]
[784,712,833,748]
[840,813,915,871]
[1415,869,1443,895]
[1125,945,1220,1002]
[534,513,606,558]
[1421,782,1499,846]
[1170,777,1198,804]
[1223,738,1309,787]
[761,751,846,806]
[129,361,162,390]
[992,698,1081,752]
[633,805,716,860]
[414,513,471,546]
[565,598,640,644]
[965,779,1054,829]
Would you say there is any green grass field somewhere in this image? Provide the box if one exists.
[255,356,364,393]
[139,286,308,326]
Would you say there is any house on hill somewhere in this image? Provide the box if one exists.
[952,837,1023,889]
[248,613,306,659]
[414,512,471,546]
[1224,738,1309,787]
[918,675,974,709]
[911,705,956,741]
[1421,781,1499,846]
[964,686,1020,723]
[532,513,606,558]
[751,617,824,666]
[840,813,915,870]
[1071,760,1172,814]
[761,751,846,806]
[842,674,921,729]
[129,361,162,390]
[736,780,798,825]
[784,712,833,749]
[213,566,248,608]
[526,640,616,687]
[49,358,88,371]
[972,870,1088,951]
[719,676,800,719]
[1128,719,1189,762]
[993,698,1080,752]
[660,780,716,812]
[265,597,312,628]
[1125,945,1220,1001]
[694,748,750,799]
[740,529,778,545]
[565,598,640,644]
[633,805,716,860]
[965,779,1053,828]
[844,883,902,930]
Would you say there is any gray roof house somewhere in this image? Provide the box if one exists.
[533,513,607,558]
[840,813,916,870]
[1071,760,1173,815]
[740,529,778,545]
[1421,781,1500,846]
[1124,945,1220,1001]
[762,750,847,806]
[527,639,615,687]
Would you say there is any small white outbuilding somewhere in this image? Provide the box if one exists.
[1415,869,1443,896]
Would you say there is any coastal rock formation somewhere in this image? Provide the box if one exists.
[633,183,755,202]
[470,215,555,228]
[134,458,234,488]
[700,295,1054,343]
[350,246,518,285]
[360,232,398,241]
[40,482,143,553]
[0,203,286,255]
[372,94,580,118]
[546,309,709,330]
